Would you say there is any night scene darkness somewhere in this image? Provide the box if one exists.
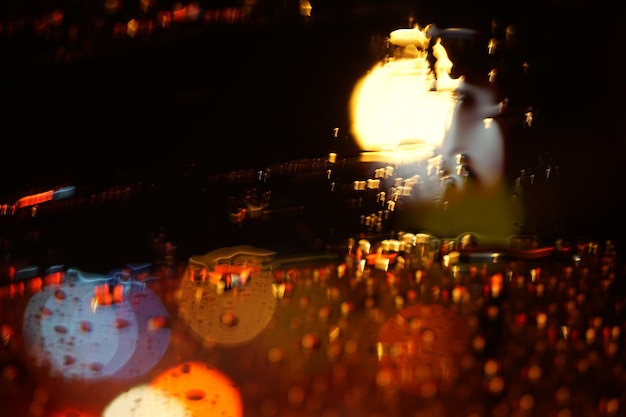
[1,1,626,417]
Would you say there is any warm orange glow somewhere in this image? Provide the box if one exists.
[10,186,75,211]
[180,248,277,346]
[299,0,312,17]
[104,361,243,417]
[377,304,470,395]
[158,11,172,28]
[140,0,151,13]
[150,362,242,417]
[48,408,98,417]
[172,7,186,22]
[15,190,53,209]
[126,19,138,37]
[104,0,120,14]
[365,251,398,266]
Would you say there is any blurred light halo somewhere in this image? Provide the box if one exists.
[350,29,461,164]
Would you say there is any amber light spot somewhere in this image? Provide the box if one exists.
[151,361,243,417]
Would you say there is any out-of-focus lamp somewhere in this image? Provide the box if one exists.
[350,25,462,164]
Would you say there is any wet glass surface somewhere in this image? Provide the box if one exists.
[1,2,624,416]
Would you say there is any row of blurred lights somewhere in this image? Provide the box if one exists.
[119,4,249,38]
[0,1,255,41]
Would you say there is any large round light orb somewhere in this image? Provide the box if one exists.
[350,35,459,163]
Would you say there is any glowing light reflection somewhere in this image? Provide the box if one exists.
[350,25,461,163]
[104,362,243,417]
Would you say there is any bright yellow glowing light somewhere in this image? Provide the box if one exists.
[388,25,431,48]
[350,26,461,163]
